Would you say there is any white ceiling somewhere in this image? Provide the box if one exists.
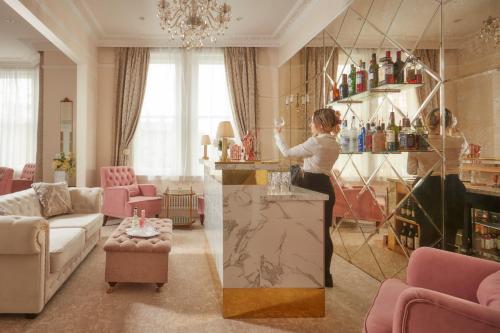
[74,0,311,47]
[0,0,49,63]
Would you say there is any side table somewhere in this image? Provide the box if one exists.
[163,187,196,227]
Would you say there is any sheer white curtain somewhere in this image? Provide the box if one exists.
[133,48,234,180]
[333,48,419,181]
[0,66,39,172]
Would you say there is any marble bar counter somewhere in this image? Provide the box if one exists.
[202,160,329,318]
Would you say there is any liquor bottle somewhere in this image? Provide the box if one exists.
[349,116,358,153]
[356,60,367,93]
[400,223,408,248]
[365,123,373,152]
[415,118,428,150]
[399,117,410,150]
[333,81,340,101]
[340,74,349,99]
[407,225,415,250]
[414,228,420,249]
[132,207,139,228]
[400,200,406,217]
[382,50,395,84]
[368,53,379,89]
[340,119,350,153]
[358,123,366,152]
[394,51,405,84]
[386,111,399,151]
[348,64,357,96]
[372,125,385,153]
[405,200,412,218]
[415,57,423,84]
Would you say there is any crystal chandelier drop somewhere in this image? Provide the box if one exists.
[157,0,231,48]
[479,16,499,47]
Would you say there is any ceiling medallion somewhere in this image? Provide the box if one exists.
[157,0,231,48]
[479,16,499,47]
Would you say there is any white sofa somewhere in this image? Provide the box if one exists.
[0,187,102,315]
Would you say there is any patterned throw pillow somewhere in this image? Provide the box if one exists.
[31,182,73,217]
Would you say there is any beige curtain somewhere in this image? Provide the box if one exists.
[415,49,439,118]
[305,47,337,110]
[35,51,44,181]
[223,47,257,139]
[113,48,150,166]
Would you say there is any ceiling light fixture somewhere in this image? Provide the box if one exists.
[157,0,232,48]
[479,16,499,47]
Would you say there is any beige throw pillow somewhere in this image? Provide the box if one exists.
[31,182,73,217]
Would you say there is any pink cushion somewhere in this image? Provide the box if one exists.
[124,184,140,197]
[364,279,410,333]
[477,270,500,309]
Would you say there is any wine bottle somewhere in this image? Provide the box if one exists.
[400,223,408,248]
[340,74,349,99]
[386,111,399,151]
[368,53,379,89]
[394,51,405,84]
[348,64,357,96]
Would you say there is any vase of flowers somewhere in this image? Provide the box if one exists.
[52,152,75,183]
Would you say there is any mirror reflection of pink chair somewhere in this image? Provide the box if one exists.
[11,163,36,193]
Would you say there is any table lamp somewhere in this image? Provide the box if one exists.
[200,135,211,160]
[216,121,234,162]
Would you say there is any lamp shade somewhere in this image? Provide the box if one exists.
[216,121,235,139]
[201,134,211,145]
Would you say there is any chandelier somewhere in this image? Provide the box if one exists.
[157,0,231,48]
[479,16,499,47]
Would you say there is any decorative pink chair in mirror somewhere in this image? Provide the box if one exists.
[0,167,14,195]
[100,166,162,225]
[363,247,500,333]
[11,163,36,193]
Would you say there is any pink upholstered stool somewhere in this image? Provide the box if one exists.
[103,218,172,292]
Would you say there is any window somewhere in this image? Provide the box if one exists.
[133,49,235,178]
[0,67,39,171]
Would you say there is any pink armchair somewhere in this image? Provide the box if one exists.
[0,167,14,195]
[332,182,387,226]
[364,247,500,333]
[100,166,162,224]
[11,163,36,193]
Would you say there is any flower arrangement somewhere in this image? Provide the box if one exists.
[52,152,76,175]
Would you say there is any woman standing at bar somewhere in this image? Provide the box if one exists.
[274,108,341,287]
[407,108,466,250]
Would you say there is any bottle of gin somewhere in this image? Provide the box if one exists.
[368,53,379,90]
[348,64,357,96]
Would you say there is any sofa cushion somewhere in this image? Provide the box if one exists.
[32,182,73,217]
[49,228,85,273]
[477,270,500,310]
[48,213,102,240]
[364,278,410,333]
[123,184,140,197]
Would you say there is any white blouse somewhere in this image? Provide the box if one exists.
[274,132,340,175]
[407,134,466,177]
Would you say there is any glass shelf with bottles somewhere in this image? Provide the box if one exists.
[472,209,500,262]
[338,113,434,155]
[327,50,424,108]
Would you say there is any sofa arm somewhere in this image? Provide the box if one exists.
[102,186,130,217]
[407,247,500,302]
[138,184,157,197]
[393,287,500,333]
[69,187,103,214]
[0,216,48,254]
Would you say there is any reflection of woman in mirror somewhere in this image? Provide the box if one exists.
[274,108,341,287]
[407,108,466,250]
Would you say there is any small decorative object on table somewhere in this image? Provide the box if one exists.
[242,130,256,161]
[229,143,242,160]
[52,152,75,183]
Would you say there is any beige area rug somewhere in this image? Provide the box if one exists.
[0,220,379,333]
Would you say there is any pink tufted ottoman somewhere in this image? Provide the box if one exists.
[104,218,172,292]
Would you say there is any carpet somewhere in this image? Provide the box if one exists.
[0,220,379,333]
